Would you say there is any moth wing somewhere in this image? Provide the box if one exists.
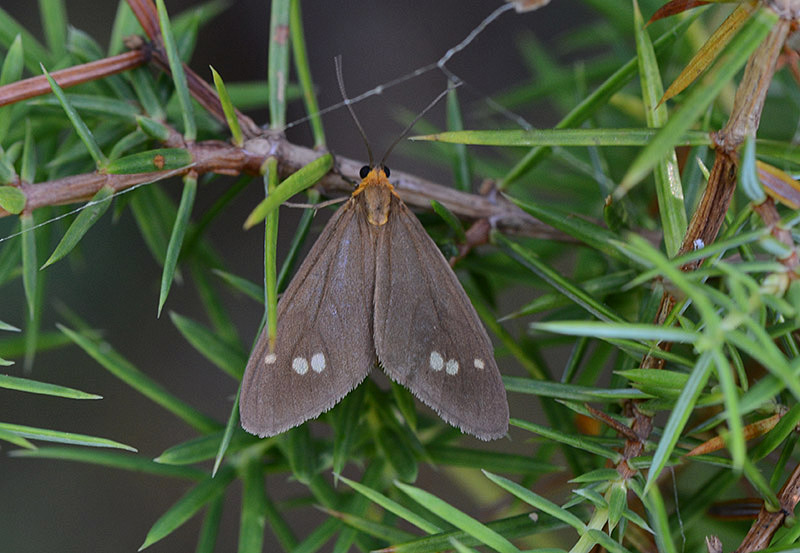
[374,196,508,440]
[240,200,376,437]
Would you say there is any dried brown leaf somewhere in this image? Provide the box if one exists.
[685,413,781,456]
[758,160,800,209]
[659,2,757,105]
[647,0,712,25]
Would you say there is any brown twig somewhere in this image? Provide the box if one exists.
[0,129,557,239]
[0,0,563,241]
[734,461,800,553]
[0,50,149,108]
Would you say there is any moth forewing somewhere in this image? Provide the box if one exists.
[240,199,376,437]
[241,165,509,440]
[374,195,509,441]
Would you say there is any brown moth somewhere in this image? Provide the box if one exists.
[240,65,508,440]
[240,163,508,440]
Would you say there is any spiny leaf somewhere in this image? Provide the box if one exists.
[41,64,107,167]
[620,6,776,192]
[243,154,333,229]
[210,66,243,146]
[12,446,204,479]
[139,468,236,550]
[42,186,114,269]
[0,373,101,399]
[169,311,246,379]
[413,128,709,147]
[155,0,196,141]
[159,175,197,317]
[58,324,220,433]
[634,0,686,257]
[20,214,36,319]
[0,421,136,451]
[395,481,522,553]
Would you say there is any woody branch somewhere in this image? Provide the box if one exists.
[614,3,800,552]
[0,0,559,243]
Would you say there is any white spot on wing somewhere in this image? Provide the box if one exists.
[264,353,277,365]
[445,359,459,375]
[311,352,326,373]
[292,357,309,375]
[429,351,444,371]
[474,358,485,370]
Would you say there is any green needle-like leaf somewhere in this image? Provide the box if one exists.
[41,64,107,167]
[159,175,197,316]
[155,0,196,141]
[0,373,101,399]
[414,128,709,147]
[483,470,586,532]
[645,351,714,492]
[20,214,37,319]
[239,460,268,553]
[633,0,686,257]
[210,66,243,146]
[339,474,442,534]
[58,324,220,433]
[395,481,521,553]
[42,186,114,269]
[139,467,235,550]
[104,148,192,174]
[620,7,777,191]
[170,311,246,379]
[12,446,204,479]
[268,0,291,129]
[511,418,622,462]
[0,421,136,451]
[243,154,333,229]
[430,199,466,242]
[289,0,325,147]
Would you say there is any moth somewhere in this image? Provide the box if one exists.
[240,68,508,441]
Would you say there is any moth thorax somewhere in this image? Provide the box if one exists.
[362,184,392,226]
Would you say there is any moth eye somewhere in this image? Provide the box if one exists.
[382,165,390,178]
[359,165,370,179]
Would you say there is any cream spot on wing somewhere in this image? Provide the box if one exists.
[474,358,485,370]
[445,359,459,375]
[292,357,309,375]
[311,352,326,373]
[429,351,444,371]
[264,353,277,365]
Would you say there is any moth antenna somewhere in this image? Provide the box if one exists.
[335,55,374,167]
[379,82,460,168]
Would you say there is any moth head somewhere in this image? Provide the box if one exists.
[359,165,390,179]
[355,165,394,227]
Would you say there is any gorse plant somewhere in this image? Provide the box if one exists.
[1,0,800,552]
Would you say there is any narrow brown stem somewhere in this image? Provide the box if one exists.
[0,133,557,240]
[734,461,800,553]
[125,0,262,138]
[0,50,149,107]
[126,0,161,42]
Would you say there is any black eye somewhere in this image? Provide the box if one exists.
[359,166,370,179]
[382,165,390,178]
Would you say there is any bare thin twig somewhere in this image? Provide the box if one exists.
[0,50,149,108]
